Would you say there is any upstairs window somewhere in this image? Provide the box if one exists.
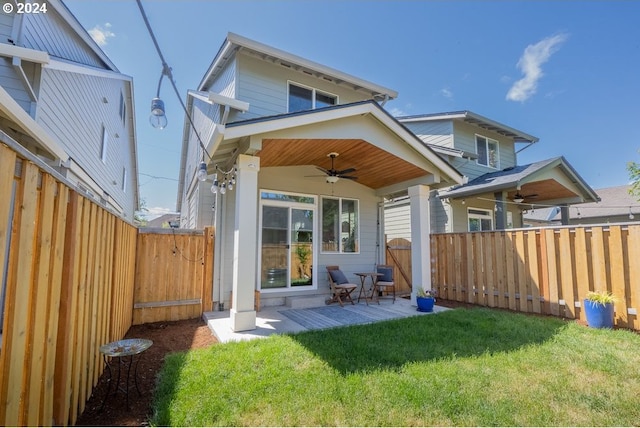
[476,135,499,169]
[288,82,337,113]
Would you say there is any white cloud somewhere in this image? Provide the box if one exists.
[440,87,453,99]
[388,107,408,117]
[88,23,115,46]
[506,33,568,102]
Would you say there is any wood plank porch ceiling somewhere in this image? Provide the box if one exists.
[257,138,429,190]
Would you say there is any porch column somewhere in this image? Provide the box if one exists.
[560,204,570,225]
[494,191,507,230]
[409,184,431,305]
[230,154,260,331]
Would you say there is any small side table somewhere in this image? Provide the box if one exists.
[99,338,153,411]
[355,272,383,305]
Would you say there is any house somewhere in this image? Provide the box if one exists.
[146,213,181,228]
[0,0,138,221]
[386,112,599,235]
[177,33,464,331]
[523,185,640,226]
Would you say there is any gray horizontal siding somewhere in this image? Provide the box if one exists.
[0,57,33,113]
[0,11,14,41]
[403,120,454,148]
[453,121,516,180]
[21,11,107,69]
[37,68,136,220]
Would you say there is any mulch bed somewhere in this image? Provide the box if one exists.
[75,318,217,426]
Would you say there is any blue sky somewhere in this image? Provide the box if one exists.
[65,1,640,219]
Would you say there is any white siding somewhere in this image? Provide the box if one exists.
[383,199,411,241]
[21,12,107,68]
[0,11,14,41]
[37,68,136,220]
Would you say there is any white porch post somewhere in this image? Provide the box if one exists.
[409,185,431,305]
[230,154,260,331]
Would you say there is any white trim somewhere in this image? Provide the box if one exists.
[100,125,108,163]
[224,102,464,186]
[0,43,49,64]
[258,189,318,293]
[200,32,398,99]
[287,81,338,112]
[320,195,360,254]
[475,134,500,169]
[0,85,68,161]
[44,58,133,82]
[467,207,494,231]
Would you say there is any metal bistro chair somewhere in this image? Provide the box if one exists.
[326,265,357,307]
[375,264,396,303]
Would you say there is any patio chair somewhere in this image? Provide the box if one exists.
[326,266,357,307]
[375,264,396,303]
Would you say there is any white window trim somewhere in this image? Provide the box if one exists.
[258,189,318,293]
[287,81,338,112]
[121,167,127,192]
[467,207,493,232]
[321,195,360,254]
[100,125,108,163]
[475,134,500,169]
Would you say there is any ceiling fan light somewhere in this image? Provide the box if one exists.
[513,193,525,203]
[326,176,339,184]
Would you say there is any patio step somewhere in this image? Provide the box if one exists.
[285,295,328,309]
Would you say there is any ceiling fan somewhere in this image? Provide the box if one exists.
[309,152,357,183]
[512,191,539,203]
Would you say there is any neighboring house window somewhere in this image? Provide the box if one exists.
[468,208,493,231]
[322,197,358,253]
[122,167,127,192]
[476,135,499,169]
[288,82,337,113]
[100,126,108,163]
[119,92,126,125]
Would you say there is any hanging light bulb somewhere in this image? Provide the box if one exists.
[219,182,227,195]
[210,174,219,194]
[149,97,167,129]
[196,161,208,182]
[227,181,233,191]
[629,207,635,220]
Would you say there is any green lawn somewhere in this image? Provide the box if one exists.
[151,308,640,426]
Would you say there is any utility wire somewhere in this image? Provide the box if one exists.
[135,0,211,161]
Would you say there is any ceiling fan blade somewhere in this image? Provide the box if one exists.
[341,175,358,180]
[315,166,330,175]
[336,167,356,175]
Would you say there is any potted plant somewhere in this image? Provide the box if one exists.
[584,290,615,329]
[416,288,437,312]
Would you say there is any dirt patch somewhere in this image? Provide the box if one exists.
[76,318,217,427]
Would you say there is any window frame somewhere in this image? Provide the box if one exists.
[321,196,359,254]
[467,207,493,232]
[475,134,500,169]
[100,125,108,163]
[287,81,338,113]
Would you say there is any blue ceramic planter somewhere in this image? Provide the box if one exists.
[417,296,435,312]
[584,299,614,329]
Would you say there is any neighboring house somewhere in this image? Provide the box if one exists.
[386,112,599,235]
[524,185,640,226]
[0,0,138,221]
[177,33,464,331]
[146,213,180,228]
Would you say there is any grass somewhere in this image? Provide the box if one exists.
[150,308,640,426]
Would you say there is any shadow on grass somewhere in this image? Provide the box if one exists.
[289,307,567,374]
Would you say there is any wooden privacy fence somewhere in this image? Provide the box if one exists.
[431,225,640,330]
[0,142,137,426]
[133,227,214,324]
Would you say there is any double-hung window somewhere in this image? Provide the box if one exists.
[288,82,337,113]
[476,135,499,169]
[321,197,358,253]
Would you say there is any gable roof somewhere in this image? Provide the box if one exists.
[525,185,640,222]
[198,32,398,102]
[440,156,599,203]
[399,110,539,144]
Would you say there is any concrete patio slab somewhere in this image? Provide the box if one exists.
[203,298,448,343]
